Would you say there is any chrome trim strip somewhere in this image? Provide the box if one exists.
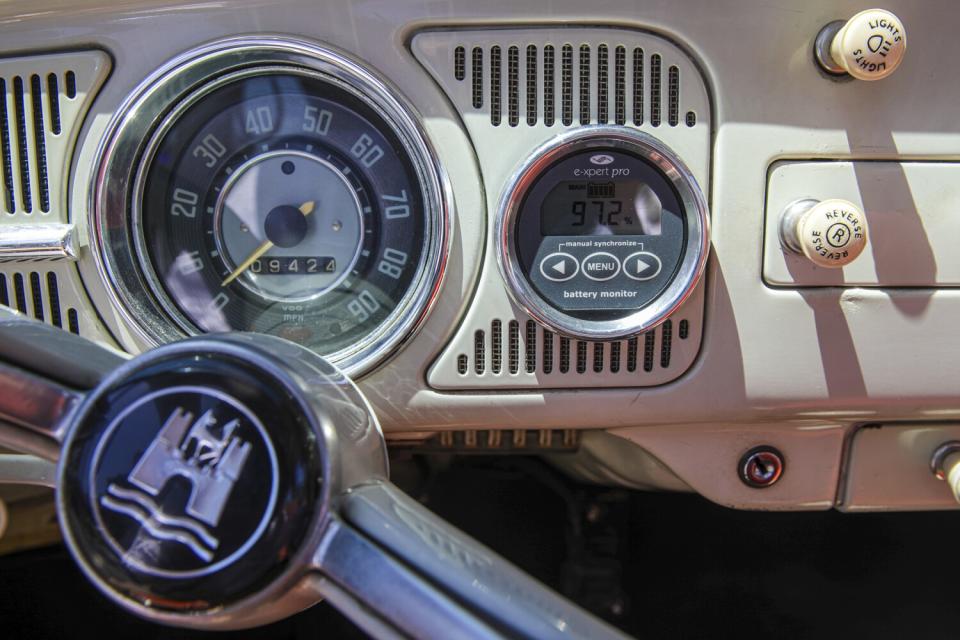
[0,362,81,451]
[91,36,451,376]
[0,454,57,487]
[0,224,78,262]
[814,20,847,75]
[779,198,819,255]
[495,126,710,341]
[931,441,960,480]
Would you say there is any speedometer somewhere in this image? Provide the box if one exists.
[94,39,448,374]
[137,70,428,354]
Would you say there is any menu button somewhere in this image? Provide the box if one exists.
[582,252,621,282]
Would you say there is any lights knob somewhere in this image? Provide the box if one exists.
[779,199,868,268]
[815,9,906,80]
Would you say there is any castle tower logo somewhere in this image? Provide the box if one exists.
[90,387,278,578]
[100,407,251,561]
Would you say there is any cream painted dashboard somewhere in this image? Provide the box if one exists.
[1,0,958,512]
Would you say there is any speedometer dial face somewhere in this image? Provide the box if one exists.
[135,70,433,358]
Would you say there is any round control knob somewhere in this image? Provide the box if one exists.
[815,9,906,80]
[779,198,868,268]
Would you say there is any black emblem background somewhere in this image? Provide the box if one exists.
[93,388,276,576]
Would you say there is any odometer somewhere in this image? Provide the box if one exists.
[94,40,447,374]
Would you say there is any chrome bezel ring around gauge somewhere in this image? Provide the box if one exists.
[91,36,450,376]
[496,127,710,341]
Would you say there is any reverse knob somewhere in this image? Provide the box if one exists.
[815,9,906,80]
[779,199,868,268]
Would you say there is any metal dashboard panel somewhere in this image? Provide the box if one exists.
[0,0,956,452]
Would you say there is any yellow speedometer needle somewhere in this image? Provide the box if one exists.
[220,201,315,287]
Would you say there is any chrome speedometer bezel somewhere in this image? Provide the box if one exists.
[91,36,450,376]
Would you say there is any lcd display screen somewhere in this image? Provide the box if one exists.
[539,180,663,236]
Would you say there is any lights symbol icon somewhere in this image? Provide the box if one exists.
[867,34,891,56]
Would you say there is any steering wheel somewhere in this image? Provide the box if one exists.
[0,307,627,639]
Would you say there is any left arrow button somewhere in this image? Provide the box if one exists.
[539,252,579,282]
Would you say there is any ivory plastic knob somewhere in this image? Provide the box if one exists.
[780,199,868,268]
[816,9,906,81]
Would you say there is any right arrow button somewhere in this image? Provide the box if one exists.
[623,251,663,281]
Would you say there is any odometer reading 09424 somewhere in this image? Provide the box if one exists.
[136,70,432,358]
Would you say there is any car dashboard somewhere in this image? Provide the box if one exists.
[0,0,958,517]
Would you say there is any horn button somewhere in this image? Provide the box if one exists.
[57,337,332,613]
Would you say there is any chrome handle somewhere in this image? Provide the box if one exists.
[318,481,628,639]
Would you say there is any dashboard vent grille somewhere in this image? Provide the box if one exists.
[0,79,16,213]
[454,46,466,81]
[633,48,644,125]
[0,71,72,216]
[490,46,501,126]
[471,47,483,108]
[558,336,570,373]
[456,42,695,128]
[596,44,608,124]
[668,65,680,127]
[0,53,107,224]
[525,320,537,372]
[0,270,80,334]
[398,428,581,453]
[650,54,662,126]
[463,317,686,380]
[508,319,520,374]
[543,45,555,126]
[614,45,626,125]
[0,52,115,347]
[561,44,573,125]
[507,46,519,127]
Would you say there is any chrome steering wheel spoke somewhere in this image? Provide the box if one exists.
[0,307,124,459]
[315,481,627,639]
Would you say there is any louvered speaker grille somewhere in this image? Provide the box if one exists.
[462,318,684,378]
[454,43,694,129]
[0,70,78,216]
[0,270,80,334]
[0,52,111,343]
